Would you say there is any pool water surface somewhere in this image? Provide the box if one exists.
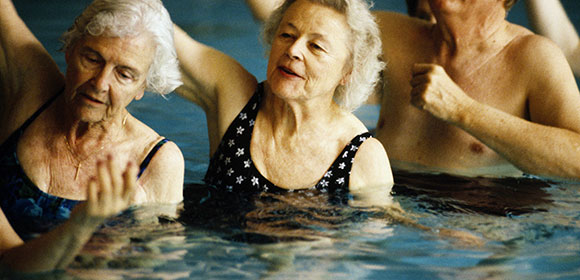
[7,0,580,279]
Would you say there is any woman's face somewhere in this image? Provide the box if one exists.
[266,0,352,104]
[64,34,155,124]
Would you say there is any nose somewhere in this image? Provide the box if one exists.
[91,67,113,93]
[285,38,305,61]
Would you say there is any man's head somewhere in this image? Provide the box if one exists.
[60,0,181,95]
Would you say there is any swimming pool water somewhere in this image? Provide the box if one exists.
[8,1,580,279]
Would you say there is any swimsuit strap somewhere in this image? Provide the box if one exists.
[315,132,374,191]
[18,90,62,134]
[137,138,169,178]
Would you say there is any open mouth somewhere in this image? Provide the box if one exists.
[279,66,302,78]
[81,93,105,104]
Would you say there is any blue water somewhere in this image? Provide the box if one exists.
[9,1,580,279]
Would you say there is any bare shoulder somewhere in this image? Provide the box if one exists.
[348,137,394,208]
[507,30,580,129]
[508,28,570,72]
[350,137,394,189]
[373,11,432,37]
[373,10,432,67]
[127,118,184,204]
[373,10,412,29]
[138,138,185,204]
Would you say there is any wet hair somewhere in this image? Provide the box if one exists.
[262,0,385,112]
[60,0,181,95]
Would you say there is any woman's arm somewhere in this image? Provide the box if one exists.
[173,25,257,154]
[0,158,137,273]
[524,0,580,75]
[244,0,282,22]
[0,0,64,143]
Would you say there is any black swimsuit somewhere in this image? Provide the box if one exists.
[0,94,168,241]
[203,82,373,204]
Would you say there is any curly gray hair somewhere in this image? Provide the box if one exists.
[60,0,181,95]
[262,0,384,111]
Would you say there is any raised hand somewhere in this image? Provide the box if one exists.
[410,63,475,124]
[72,156,138,228]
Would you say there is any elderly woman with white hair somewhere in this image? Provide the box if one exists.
[175,0,393,204]
[0,0,183,273]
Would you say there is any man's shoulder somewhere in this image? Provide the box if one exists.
[510,34,571,76]
[374,10,431,36]
[504,23,563,60]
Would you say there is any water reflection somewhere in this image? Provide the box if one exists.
[393,170,553,216]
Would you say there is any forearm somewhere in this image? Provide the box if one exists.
[244,0,282,22]
[457,101,580,180]
[524,0,579,57]
[1,216,101,273]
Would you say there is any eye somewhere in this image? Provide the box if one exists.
[280,32,293,39]
[117,70,135,82]
[83,53,100,64]
[310,42,326,53]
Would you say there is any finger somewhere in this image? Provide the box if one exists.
[410,86,427,109]
[87,178,98,215]
[411,63,434,76]
[409,73,431,88]
[97,160,112,202]
[107,154,123,198]
[88,177,98,203]
[122,161,138,203]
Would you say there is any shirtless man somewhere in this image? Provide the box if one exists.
[376,0,580,179]
[245,0,580,180]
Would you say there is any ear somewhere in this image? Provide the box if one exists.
[340,70,352,86]
[135,91,145,101]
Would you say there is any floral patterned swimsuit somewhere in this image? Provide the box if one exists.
[0,94,168,241]
[203,82,373,204]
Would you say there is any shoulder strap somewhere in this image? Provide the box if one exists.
[315,132,373,190]
[138,138,169,178]
[18,90,62,134]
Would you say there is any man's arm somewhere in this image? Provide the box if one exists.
[524,0,580,76]
[410,37,580,180]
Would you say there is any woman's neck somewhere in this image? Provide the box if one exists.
[260,84,342,140]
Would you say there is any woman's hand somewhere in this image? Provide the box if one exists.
[71,156,138,228]
[0,156,138,273]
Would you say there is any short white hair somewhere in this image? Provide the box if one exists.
[60,0,182,95]
[262,0,385,111]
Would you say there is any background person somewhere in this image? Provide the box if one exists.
[524,0,580,77]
